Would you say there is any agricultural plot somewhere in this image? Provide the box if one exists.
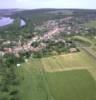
[17,51,96,100]
[83,20,96,28]
[17,59,50,100]
[73,36,93,47]
[46,70,96,100]
[41,51,96,72]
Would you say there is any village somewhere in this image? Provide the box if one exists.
[0,8,96,100]
[0,15,95,57]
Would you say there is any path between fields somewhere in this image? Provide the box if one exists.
[43,66,96,80]
[81,47,96,59]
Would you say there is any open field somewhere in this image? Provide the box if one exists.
[46,70,96,100]
[17,50,96,100]
[73,36,93,46]
[83,20,96,28]
[17,59,51,100]
[41,51,96,71]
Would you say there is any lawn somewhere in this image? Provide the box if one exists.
[16,51,96,100]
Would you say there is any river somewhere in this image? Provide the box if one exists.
[0,17,14,27]
[20,19,26,27]
[0,17,26,27]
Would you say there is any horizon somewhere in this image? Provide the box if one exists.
[0,0,96,9]
[0,8,96,10]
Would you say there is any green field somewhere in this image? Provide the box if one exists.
[73,36,93,46]
[83,20,96,28]
[17,59,49,100]
[46,70,96,100]
[41,51,96,72]
[17,51,96,100]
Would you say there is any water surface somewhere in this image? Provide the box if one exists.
[20,19,26,27]
[0,17,14,27]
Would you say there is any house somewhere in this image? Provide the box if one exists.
[69,48,77,53]
[2,40,11,45]
[16,64,21,67]
[0,51,5,57]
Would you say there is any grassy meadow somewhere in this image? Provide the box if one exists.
[16,50,96,100]
[46,70,96,100]
[83,20,96,28]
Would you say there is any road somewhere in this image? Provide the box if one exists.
[81,47,96,59]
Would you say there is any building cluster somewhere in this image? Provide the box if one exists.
[0,15,95,57]
[35,16,92,36]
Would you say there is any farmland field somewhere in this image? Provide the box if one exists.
[41,51,96,75]
[73,36,93,47]
[17,59,50,100]
[46,70,96,100]
[83,20,96,28]
[17,51,96,100]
